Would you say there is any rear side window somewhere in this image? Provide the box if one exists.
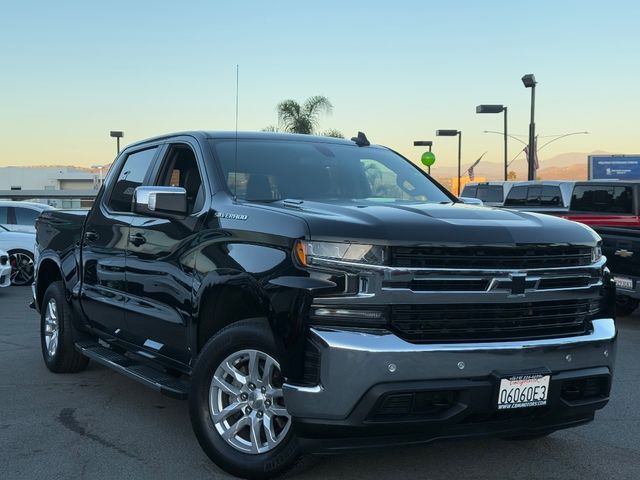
[14,207,39,226]
[477,185,503,203]
[504,186,527,206]
[461,185,477,197]
[0,206,7,224]
[541,186,562,206]
[571,185,634,214]
[107,147,158,212]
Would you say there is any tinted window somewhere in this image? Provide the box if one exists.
[0,206,7,224]
[571,185,633,214]
[504,186,527,206]
[107,148,158,212]
[477,185,504,203]
[541,186,562,206]
[156,145,204,214]
[526,186,542,206]
[14,207,39,226]
[461,185,477,197]
[211,140,451,204]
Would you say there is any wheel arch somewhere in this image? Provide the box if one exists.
[35,256,64,311]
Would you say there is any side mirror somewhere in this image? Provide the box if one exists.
[459,196,484,206]
[133,186,188,218]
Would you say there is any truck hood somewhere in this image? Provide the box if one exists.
[268,200,600,246]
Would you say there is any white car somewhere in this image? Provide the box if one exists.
[0,249,10,288]
[0,225,36,286]
[0,201,55,233]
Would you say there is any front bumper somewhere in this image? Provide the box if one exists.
[0,264,11,287]
[283,318,616,451]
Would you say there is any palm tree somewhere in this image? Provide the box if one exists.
[276,96,333,134]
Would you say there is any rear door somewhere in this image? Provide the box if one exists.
[81,145,160,337]
[124,139,209,364]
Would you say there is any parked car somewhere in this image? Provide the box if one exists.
[560,180,640,315]
[0,201,55,233]
[502,181,574,213]
[0,225,36,286]
[0,249,11,288]
[33,131,615,479]
[460,181,515,206]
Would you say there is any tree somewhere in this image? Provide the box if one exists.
[322,128,344,138]
[507,171,517,180]
[276,96,333,134]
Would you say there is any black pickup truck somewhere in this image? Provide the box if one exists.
[33,131,616,479]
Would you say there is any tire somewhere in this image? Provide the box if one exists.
[616,295,639,316]
[40,281,90,373]
[189,318,301,480]
[9,249,34,286]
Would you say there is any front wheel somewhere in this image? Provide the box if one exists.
[9,249,34,286]
[189,319,300,479]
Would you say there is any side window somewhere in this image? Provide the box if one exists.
[613,186,633,214]
[0,206,8,224]
[477,185,503,203]
[14,207,39,226]
[107,147,158,212]
[505,186,527,206]
[526,186,542,206]
[155,145,205,214]
[461,185,477,197]
[541,186,562,206]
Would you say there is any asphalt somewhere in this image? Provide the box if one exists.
[1,286,639,480]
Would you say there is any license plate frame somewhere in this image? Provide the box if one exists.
[496,373,550,410]
[614,276,633,290]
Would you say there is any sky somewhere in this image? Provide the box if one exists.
[1,0,639,179]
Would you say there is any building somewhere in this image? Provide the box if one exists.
[0,166,99,208]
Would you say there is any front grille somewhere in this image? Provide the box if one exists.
[391,299,598,342]
[302,339,321,386]
[390,245,593,269]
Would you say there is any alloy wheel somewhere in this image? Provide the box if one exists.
[10,252,34,286]
[44,298,60,358]
[209,349,291,454]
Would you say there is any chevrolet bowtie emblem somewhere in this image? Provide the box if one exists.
[615,249,634,258]
[508,273,527,295]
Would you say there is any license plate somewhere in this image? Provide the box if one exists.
[497,374,550,410]
[614,276,633,290]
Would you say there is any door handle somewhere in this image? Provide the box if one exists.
[128,233,146,246]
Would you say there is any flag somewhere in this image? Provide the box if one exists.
[467,151,487,181]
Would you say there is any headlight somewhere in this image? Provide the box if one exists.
[592,245,602,263]
[294,240,385,267]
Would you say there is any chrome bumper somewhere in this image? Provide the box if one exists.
[282,318,616,420]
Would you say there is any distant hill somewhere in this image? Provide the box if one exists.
[428,151,612,182]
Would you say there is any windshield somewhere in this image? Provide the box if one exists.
[210,139,452,203]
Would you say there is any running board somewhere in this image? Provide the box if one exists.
[75,341,189,400]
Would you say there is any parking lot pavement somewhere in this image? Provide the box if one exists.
[1,286,639,480]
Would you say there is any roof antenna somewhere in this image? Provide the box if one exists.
[351,131,370,147]
[234,64,239,201]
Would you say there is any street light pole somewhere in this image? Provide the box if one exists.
[476,105,508,181]
[110,130,124,155]
[436,130,462,195]
[503,107,508,181]
[522,74,537,180]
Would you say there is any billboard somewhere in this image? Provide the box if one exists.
[589,155,640,180]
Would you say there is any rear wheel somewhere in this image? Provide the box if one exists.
[40,281,89,373]
[9,249,34,286]
[189,318,300,479]
[616,295,639,316]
